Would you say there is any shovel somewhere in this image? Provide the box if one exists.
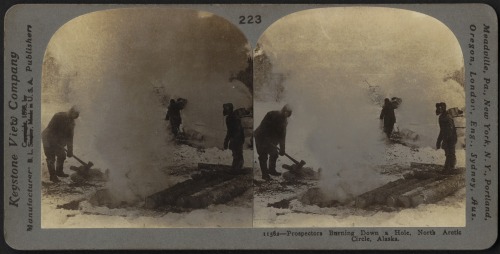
[276,146,306,171]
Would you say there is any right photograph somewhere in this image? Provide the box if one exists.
[253,7,466,227]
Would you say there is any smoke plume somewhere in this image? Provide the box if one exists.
[257,7,465,201]
[42,8,251,203]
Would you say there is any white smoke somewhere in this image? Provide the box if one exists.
[42,8,251,204]
[258,7,465,201]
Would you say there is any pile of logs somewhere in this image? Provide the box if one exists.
[285,163,466,210]
[355,163,466,209]
[144,163,252,209]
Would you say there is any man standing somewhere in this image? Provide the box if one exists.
[435,102,458,173]
[380,98,396,139]
[42,106,79,183]
[165,99,182,137]
[254,104,292,180]
[223,103,245,173]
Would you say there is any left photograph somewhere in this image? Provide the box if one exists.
[41,8,253,228]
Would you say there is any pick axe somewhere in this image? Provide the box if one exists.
[276,146,306,171]
[64,148,94,171]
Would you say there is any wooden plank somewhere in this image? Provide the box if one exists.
[397,188,423,208]
[410,162,443,172]
[355,178,407,208]
[191,167,252,180]
[144,168,251,209]
[404,171,443,180]
[197,163,252,172]
[404,167,466,180]
[198,163,232,171]
[176,174,252,209]
[397,182,441,208]
[408,173,465,207]
[374,178,420,205]
[386,178,437,207]
[144,176,233,209]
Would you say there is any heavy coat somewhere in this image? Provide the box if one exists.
[437,112,457,149]
[42,112,76,153]
[224,112,245,150]
[380,102,396,127]
[254,110,288,152]
[166,101,182,125]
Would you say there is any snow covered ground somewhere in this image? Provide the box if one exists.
[252,143,466,227]
[42,105,466,229]
[252,100,466,227]
[41,144,254,228]
[41,126,466,229]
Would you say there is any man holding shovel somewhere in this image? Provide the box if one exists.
[254,104,292,180]
[42,106,79,183]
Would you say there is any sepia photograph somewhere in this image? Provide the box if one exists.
[40,8,254,228]
[252,7,466,227]
[2,2,498,250]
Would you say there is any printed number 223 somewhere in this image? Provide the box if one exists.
[239,15,261,24]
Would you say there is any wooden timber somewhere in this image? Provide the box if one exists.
[386,178,436,207]
[355,178,407,208]
[198,163,252,172]
[354,165,466,209]
[373,178,420,204]
[410,162,443,172]
[407,173,465,207]
[144,163,251,209]
[176,174,252,209]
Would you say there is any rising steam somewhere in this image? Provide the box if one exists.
[42,8,251,203]
[257,7,465,201]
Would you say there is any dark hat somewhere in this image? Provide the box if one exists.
[281,104,292,113]
[281,104,292,117]
[68,106,80,119]
[223,103,234,116]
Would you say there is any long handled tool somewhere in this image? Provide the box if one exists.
[64,149,94,171]
[276,146,306,171]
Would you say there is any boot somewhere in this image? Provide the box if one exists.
[47,161,60,182]
[269,170,281,177]
[50,175,60,183]
[259,158,271,181]
[56,163,69,177]
[231,151,245,174]
[268,156,281,176]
